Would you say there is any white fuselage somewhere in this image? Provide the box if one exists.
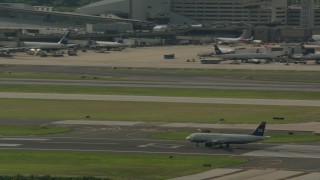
[95,41,125,48]
[312,35,320,42]
[217,37,241,44]
[218,53,274,60]
[21,42,67,50]
[91,41,126,51]
[187,133,268,145]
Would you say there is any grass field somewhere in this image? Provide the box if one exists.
[151,131,320,143]
[0,126,71,136]
[0,72,121,81]
[0,151,247,180]
[1,69,320,83]
[0,99,319,124]
[1,85,320,100]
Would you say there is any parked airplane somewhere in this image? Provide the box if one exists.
[90,35,126,51]
[214,45,275,62]
[311,34,320,42]
[0,48,12,57]
[216,30,247,44]
[0,47,18,57]
[19,32,78,56]
[186,122,268,148]
[291,44,320,64]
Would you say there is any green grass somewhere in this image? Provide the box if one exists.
[1,85,320,100]
[161,69,320,75]
[151,131,191,141]
[0,99,319,124]
[1,69,320,83]
[158,69,320,83]
[0,72,121,81]
[0,151,247,180]
[0,126,71,136]
[151,131,320,143]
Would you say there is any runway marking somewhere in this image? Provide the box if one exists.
[53,120,142,126]
[1,138,49,141]
[2,93,320,107]
[138,143,185,149]
[41,142,119,145]
[0,143,22,147]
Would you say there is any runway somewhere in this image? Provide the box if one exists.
[1,92,320,106]
[0,126,319,172]
[0,77,320,92]
[1,137,319,160]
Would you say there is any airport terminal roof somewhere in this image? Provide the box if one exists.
[78,0,125,9]
[0,5,150,25]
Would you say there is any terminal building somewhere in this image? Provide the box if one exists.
[1,0,320,29]
[1,0,320,42]
[76,0,287,25]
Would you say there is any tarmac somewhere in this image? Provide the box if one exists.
[1,92,320,107]
[169,168,320,180]
[1,45,320,71]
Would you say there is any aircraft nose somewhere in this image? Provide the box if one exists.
[186,135,191,141]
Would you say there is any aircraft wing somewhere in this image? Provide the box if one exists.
[204,139,225,147]
[0,47,20,52]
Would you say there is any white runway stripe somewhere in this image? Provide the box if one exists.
[1,138,49,141]
[0,143,22,147]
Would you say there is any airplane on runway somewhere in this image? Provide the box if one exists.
[186,122,268,148]
[216,30,248,45]
[89,35,127,51]
[19,31,78,57]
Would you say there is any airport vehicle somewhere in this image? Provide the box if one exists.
[216,30,247,44]
[186,122,268,148]
[90,35,126,51]
[20,32,78,56]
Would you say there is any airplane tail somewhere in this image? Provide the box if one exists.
[239,30,247,40]
[214,44,223,55]
[58,32,70,44]
[116,34,124,43]
[251,122,266,136]
[301,43,308,55]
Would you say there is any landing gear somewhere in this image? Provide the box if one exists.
[196,143,199,147]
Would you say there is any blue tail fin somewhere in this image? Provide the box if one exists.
[251,122,266,136]
[116,34,124,43]
[301,43,308,55]
[214,44,223,55]
[58,32,70,44]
